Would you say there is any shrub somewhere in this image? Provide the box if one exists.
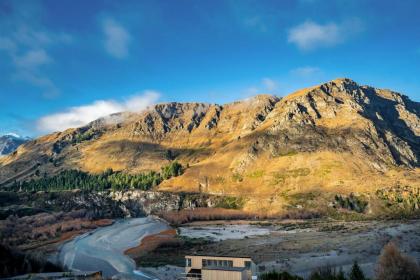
[247,170,265,178]
[271,168,310,185]
[215,196,246,209]
[376,242,420,280]
[260,271,303,280]
[232,173,243,182]
[334,193,368,213]
[376,185,420,217]
[161,161,183,180]
[280,209,322,219]
[309,265,346,280]
[160,208,264,226]
[349,261,365,280]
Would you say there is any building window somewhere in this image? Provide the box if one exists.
[245,261,251,269]
[203,259,214,267]
[186,258,191,267]
[202,259,234,268]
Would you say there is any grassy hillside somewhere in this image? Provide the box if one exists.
[1,78,419,216]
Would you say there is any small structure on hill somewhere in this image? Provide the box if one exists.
[182,255,257,280]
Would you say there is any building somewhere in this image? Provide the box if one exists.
[184,255,257,280]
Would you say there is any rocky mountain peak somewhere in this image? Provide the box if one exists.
[0,79,418,194]
[330,77,358,85]
[0,134,30,156]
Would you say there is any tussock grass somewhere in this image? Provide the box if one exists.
[271,168,310,185]
[247,170,265,178]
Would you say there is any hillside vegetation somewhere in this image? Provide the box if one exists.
[1,78,419,216]
[9,161,183,192]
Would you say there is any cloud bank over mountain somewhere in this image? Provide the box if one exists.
[36,90,160,133]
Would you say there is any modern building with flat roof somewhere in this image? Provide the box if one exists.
[183,255,257,280]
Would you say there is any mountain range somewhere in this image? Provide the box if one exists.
[0,78,419,215]
[0,134,30,157]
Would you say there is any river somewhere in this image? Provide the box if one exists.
[58,216,170,279]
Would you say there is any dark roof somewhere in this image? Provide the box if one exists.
[202,266,247,272]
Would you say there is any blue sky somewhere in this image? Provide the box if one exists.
[0,0,419,136]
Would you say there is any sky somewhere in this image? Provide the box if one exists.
[0,0,419,137]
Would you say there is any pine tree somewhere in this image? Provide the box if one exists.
[349,261,365,280]
[337,269,346,280]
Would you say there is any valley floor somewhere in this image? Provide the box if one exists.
[138,219,420,279]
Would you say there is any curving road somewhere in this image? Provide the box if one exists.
[58,217,170,279]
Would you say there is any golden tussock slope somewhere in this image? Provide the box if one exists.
[1,78,419,214]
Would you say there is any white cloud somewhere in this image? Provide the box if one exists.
[244,78,279,96]
[288,21,340,51]
[262,78,278,91]
[290,66,322,77]
[13,71,59,98]
[102,18,131,59]
[244,86,259,96]
[14,49,51,69]
[36,90,160,133]
[0,2,73,98]
[288,19,362,51]
[243,16,268,32]
[2,46,59,98]
[1,41,63,98]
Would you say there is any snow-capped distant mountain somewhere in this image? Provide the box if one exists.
[0,134,31,156]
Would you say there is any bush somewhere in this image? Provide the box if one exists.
[280,209,322,220]
[161,161,183,180]
[232,173,243,182]
[349,261,365,280]
[260,271,303,280]
[376,242,420,280]
[215,196,246,209]
[334,193,368,213]
[306,261,365,280]
[160,208,264,226]
[376,185,420,217]
[309,265,346,280]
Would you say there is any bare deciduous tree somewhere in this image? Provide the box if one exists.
[376,242,420,280]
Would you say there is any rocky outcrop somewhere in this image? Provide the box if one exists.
[109,190,229,217]
[238,78,419,171]
[0,190,230,220]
